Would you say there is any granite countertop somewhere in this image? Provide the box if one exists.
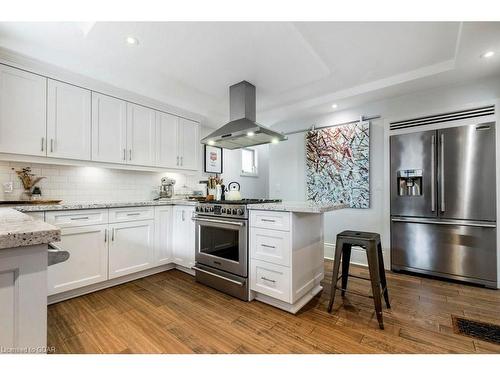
[10,199,198,212]
[246,201,348,213]
[0,208,61,250]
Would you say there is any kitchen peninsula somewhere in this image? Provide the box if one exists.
[0,208,60,352]
[247,202,347,313]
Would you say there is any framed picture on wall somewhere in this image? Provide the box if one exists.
[204,145,223,174]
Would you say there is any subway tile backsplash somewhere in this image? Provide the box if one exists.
[0,161,198,203]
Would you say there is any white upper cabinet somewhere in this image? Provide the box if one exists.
[91,92,127,163]
[126,103,156,166]
[178,118,199,170]
[47,79,91,160]
[0,65,47,156]
[155,111,179,168]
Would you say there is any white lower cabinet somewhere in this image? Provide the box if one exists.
[154,206,172,265]
[108,220,154,279]
[172,205,195,269]
[48,224,108,295]
[250,259,291,302]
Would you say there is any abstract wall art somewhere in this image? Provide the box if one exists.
[306,121,370,208]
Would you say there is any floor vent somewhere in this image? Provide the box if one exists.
[390,105,495,130]
[452,315,500,345]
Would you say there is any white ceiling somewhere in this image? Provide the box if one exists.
[0,22,499,127]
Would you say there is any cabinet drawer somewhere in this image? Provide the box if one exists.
[250,259,290,303]
[45,209,108,228]
[250,228,290,266]
[109,207,154,223]
[250,210,290,231]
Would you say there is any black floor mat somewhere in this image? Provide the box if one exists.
[452,315,500,345]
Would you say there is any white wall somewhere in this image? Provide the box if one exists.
[199,126,269,199]
[269,75,500,263]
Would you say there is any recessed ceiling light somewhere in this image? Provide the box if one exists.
[126,36,139,45]
[247,131,255,137]
[331,104,338,109]
[481,51,495,59]
[271,138,279,144]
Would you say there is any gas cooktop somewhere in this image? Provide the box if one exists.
[204,199,282,205]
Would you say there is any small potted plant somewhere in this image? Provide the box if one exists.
[14,167,46,201]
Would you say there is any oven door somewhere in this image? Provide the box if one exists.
[193,215,248,277]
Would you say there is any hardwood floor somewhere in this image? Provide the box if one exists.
[47,261,500,354]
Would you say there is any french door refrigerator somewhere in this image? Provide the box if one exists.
[390,122,497,288]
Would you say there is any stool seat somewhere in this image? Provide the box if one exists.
[327,230,390,329]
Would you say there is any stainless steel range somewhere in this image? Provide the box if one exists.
[192,199,281,300]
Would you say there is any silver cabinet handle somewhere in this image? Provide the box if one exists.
[192,266,244,286]
[70,216,89,220]
[261,244,276,249]
[431,135,436,212]
[104,229,107,243]
[126,212,141,216]
[182,210,185,221]
[261,276,276,283]
[123,149,126,161]
[129,149,132,161]
[41,137,45,152]
[180,156,183,166]
[176,156,179,166]
[261,219,276,223]
[440,133,445,212]
[50,138,54,153]
[112,228,115,241]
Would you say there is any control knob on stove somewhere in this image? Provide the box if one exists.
[221,208,226,214]
[237,208,244,216]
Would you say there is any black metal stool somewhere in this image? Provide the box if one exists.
[327,230,390,329]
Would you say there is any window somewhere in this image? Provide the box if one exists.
[241,148,258,177]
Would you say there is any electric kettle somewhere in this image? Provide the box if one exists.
[225,182,241,201]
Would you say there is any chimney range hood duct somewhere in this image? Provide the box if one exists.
[201,81,287,150]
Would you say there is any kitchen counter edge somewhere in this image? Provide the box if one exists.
[0,208,61,250]
[246,202,349,213]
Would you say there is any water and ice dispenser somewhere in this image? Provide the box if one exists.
[397,169,423,196]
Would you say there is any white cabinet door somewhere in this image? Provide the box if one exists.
[172,206,195,268]
[178,118,199,170]
[0,64,47,156]
[47,79,91,160]
[91,92,127,163]
[47,224,108,295]
[154,206,172,265]
[108,220,154,279]
[126,103,156,166]
[155,111,179,168]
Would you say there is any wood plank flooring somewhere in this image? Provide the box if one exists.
[47,261,500,353]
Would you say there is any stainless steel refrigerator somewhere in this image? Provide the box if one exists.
[390,122,497,288]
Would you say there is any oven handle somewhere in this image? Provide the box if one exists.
[192,266,244,286]
[192,217,245,227]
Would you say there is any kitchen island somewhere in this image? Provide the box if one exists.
[0,208,60,353]
[247,201,346,313]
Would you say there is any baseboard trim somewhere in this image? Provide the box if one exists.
[48,263,178,304]
[324,242,390,270]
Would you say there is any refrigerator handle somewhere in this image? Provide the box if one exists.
[439,133,445,212]
[431,135,436,212]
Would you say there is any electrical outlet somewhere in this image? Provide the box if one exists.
[3,181,13,193]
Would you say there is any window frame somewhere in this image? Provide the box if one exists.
[240,147,258,177]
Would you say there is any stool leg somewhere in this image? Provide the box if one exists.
[377,241,390,309]
[328,238,344,313]
[366,241,384,329]
[341,243,352,297]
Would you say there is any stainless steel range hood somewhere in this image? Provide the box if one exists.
[201,81,287,149]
